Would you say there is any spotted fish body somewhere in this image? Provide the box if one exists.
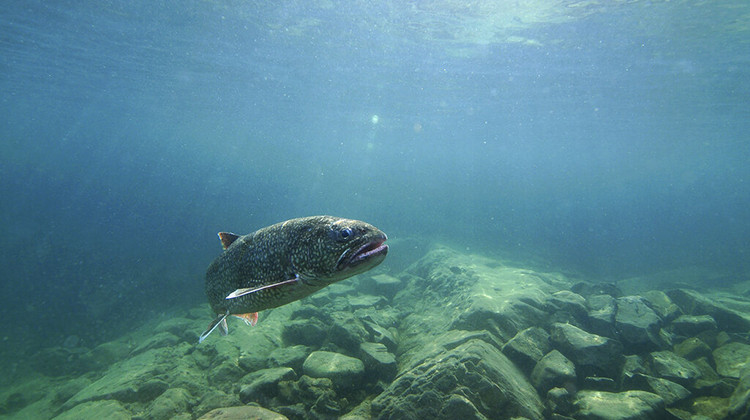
[200,215,388,342]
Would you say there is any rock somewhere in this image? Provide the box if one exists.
[638,375,691,406]
[621,355,650,389]
[642,290,682,323]
[690,396,731,419]
[549,322,623,379]
[359,342,397,382]
[361,274,402,299]
[546,290,588,325]
[582,376,617,392]
[713,342,750,378]
[615,296,664,352]
[282,319,328,347]
[63,349,171,409]
[268,345,310,373]
[502,326,551,375]
[277,376,339,417]
[327,313,370,352]
[648,351,702,387]
[348,294,388,310]
[130,332,181,356]
[530,350,576,393]
[239,367,297,404]
[729,368,750,419]
[574,390,665,419]
[371,339,543,419]
[546,387,574,417]
[586,294,617,338]
[193,390,242,419]
[666,289,750,333]
[671,315,717,337]
[439,394,483,419]
[362,320,398,352]
[154,317,195,340]
[197,406,288,420]
[673,337,712,360]
[302,351,364,390]
[148,388,193,420]
[52,400,132,420]
[570,281,621,298]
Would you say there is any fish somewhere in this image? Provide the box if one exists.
[199,215,388,342]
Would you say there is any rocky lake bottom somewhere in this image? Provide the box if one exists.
[1,245,750,420]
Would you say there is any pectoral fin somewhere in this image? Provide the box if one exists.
[225,275,300,300]
[199,311,229,343]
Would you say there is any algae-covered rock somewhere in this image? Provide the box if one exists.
[130,331,181,356]
[713,342,750,378]
[502,326,551,375]
[666,289,750,332]
[281,319,328,346]
[642,290,682,323]
[615,296,663,352]
[63,348,171,408]
[530,350,576,393]
[586,294,617,338]
[638,375,691,406]
[148,387,194,420]
[648,351,702,386]
[671,315,717,337]
[673,337,712,361]
[549,322,623,379]
[268,345,310,373]
[371,339,543,419]
[359,342,397,382]
[729,368,750,419]
[328,313,370,352]
[574,390,665,420]
[52,400,132,420]
[193,390,242,418]
[197,405,288,420]
[302,351,364,390]
[361,273,402,299]
[239,367,297,404]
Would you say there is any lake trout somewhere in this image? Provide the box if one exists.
[199,215,388,342]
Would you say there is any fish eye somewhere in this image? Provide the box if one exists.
[338,227,353,240]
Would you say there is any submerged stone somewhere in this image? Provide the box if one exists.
[502,326,551,375]
[574,390,666,420]
[239,367,297,404]
[642,290,682,323]
[666,289,750,333]
[671,315,717,337]
[359,342,397,382]
[530,350,576,393]
[549,322,623,379]
[673,337,712,360]
[302,351,364,390]
[615,296,663,352]
[586,294,617,338]
[649,351,702,387]
[53,400,132,420]
[197,406,288,420]
[371,339,543,419]
[713,342,750,378]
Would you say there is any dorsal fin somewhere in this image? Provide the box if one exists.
[218,232,241,249]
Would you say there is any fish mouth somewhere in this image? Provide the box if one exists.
[338,234,389,271]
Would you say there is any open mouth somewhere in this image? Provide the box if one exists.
[338,233,388,270]
[350,238,388,264]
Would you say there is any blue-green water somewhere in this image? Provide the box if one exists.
[1,0,748,376]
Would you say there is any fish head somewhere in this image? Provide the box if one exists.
[291,216,388,286]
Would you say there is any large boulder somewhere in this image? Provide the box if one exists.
[615,296,664,352]
[666,289,750,332]
[371,339,544,419]
[549,322,624,379]
[302,351,364,390]
[574,390,666,420]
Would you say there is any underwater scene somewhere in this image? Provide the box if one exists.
[1,1,749,419]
